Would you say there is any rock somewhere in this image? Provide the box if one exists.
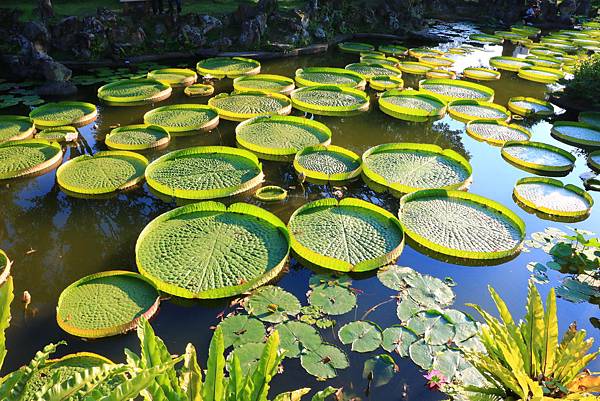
[179,24,206,47]
[257,0,278,14]
[154,21,167,36]
[40,60,72,81]
[51,16,81,52]
[239,13,268,48]
[36,81,78,96]
[558,0,577,19]
[23,21,50,47]
[313,26,327,40]
[212,36,233,49]
[96,7,118,25]
[82,16,105,36]
[200,15,222,34]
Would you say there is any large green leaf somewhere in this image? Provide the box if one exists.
[202,326,226,401]
[381,326,418,357]
[338,321,382,352]
[300,344,349,379]
[362,354,397,387]
[245,286,301,323]
[276,321,322,358]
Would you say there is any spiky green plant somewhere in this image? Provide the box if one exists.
[461,281,599,400]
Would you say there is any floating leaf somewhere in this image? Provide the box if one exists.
[0,139,63,179]
[208,92,291,122]
[98,78,172,106]
[377,265,419,291]
[444,309,478,343]
[408,339,435,370]
[501,140,575,174]
[276,321,322,358]
[219,315,265,348]
[290,85,369,117]
[300,343,349,379]
[294,145,362,183]
[29,101,97,127]
[308,275,356,315]
[432,349,462,380]
[226,342,265,375]
[196,57,261,79]
[234,74,295,94]
[143,104,219,132]
[396,297,423,321]
[381,326,418,357]
[147,68,197,87]
[363,354,397,387]
[338,321,382,352]
[245,285,301,323]
[295,67,366,89]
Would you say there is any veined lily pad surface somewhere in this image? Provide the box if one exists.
[447,100,510,122]
[378,89,446,122]
[507,96,554,116]
[489,56,535,71]
[551,121,600,147]
[345,63,402,78]
[97,79,172,106]
[184,83,214,97]
[295,67,366,89]
[56,271,160,338]
[338,42,375,53]
[418,78,494,102]
[29,101,97,127]
[462,68,501,81]
[0,139,62,179]
[397,61,433,75]
[233,74,295,94]
[513,177,593,218]
[466,120,531,145]
[518,66,564,83]
[105,124,170,150]
[208,92,291,121]
[294,145,362,183]
[501,141,575,173]
[136,202,290,298]
[288,197,404,272]
[419,56,455,68]
[399,189,525,260]
[426,69,456,79]
[378,44,408,55]
[143,104,219,132]
[147,68,197,87]
[196,57,261,78]
[57,151,148,195]
[236,115,332,161]
[362,143,472,194]
[470,33,504,43]
[0,115,35,142]
[290,85,370,116]
[145,146,264,200]
[36,126,78,142]
[368,75,404,91]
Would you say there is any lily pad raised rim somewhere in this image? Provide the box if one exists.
[0,249,12,286]
[507,96,554,117]
[378,89,447,121]
[447,99,510,123]
[196,56,261,78]
[489,56,535,72]
[145,145,264,200]
[551,121,600,148]
[293,144,362,182]
[338,42,375,53]
[288,197,405,272]
[135,201,290,298]
[29,101,97,127]
[184,83,214,97]
[501,140,576,173]
[418,78,495,102]
[513,176,594,218]
[0,139,63,180]
[295,67,367,90]
[588,150,600,171]
[419,56,455,68]
[378,44,408,56]
[466,119,532,146]
[35,126,78,143]
[517,66,564,83]
[143,104,220,132]
[105,124,171,151]
[56,150,148,195]
[233,74,296,94]
[368,75,404,91]
[290,85,370,116]
[398,189,526,260]
[97,78,172,106]
[0,115,35,142]
[56,270,160,338]
[345,62,403,78]
[397,61,433,75]
[208,91,292,121]
[462,67,501,81]
[254,185,288,202]
[361,142,473,194]
[425,69,457,79]
[469,33,504,43]
[147,68,198,87]
[235,115,332,158]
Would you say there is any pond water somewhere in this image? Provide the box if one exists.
[1,23,599,400]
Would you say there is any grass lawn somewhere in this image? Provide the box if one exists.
[6,0,307,20]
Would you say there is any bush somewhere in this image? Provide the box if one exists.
[562,54,600,109]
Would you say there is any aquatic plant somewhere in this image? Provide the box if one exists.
[337,42,375,53]
[147,68,197,87]
[513,177,593,218]
[465,120,531,146]
[345,63,402,78]
[143,104,220,132]
[378,89,446,122]
[98,78,172,106]
[589,150,600,172]
[561,53,600,109]
[29,101,97,127]
[105,124,170,150]
[397,61,433,75]
[0,139,63,180]
[233,74,296,94]
[196,57,261,78]
[501,141,576,175]
[368,75,404,91]
[254,185,288,202]
[295,67,366,89]
[290,85,370,116]
[507,97,554,117]
[447,100,510,123]
[551,121,600,148]
[0,115,35,143]
[518,66,564,84]
[418,79,495,102]
[184,83,214,97]
[35,126,79,142]
[489,56,535,72]
[208,92,292,121]
[293,145,362,183]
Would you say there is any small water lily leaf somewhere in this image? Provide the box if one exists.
[363,354,397,387]
[218,315,265,348]
[432,349,462,380]
[376,265,419,290]
[309,273,353,289]
[409,339,435,370]
[404,274,455,308]
[456,335,486,353]
[246,285,301,323]
[556,278,597,303]
[338,321,382,352]
[381,326,418,357]
[444,309,478,343]
[422,313,455,346]
[226,342,265,374]
[455,358,488,387]
[396,297,423,321]
[308,279,356,316]
[276,320,322,358]
[300,343,349,379]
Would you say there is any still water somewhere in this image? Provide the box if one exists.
[1,25,599,400]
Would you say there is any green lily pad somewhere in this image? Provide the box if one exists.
[377,264,420,291]
[208,92,291,122]
[362,354,397,387]
[219,315,265,348]
[444,309,478,342]
[404,274,455,309]
[408,339,436,370]
[294,145,362,183]
[245,285,301,323]
[290,85,370,117]
[147,68,197,87]
[0,115,35,142]
[300,343,349,379]
[0,139,63,180]
[551,121,600,148]
[226,342,265,374]
[466,120,531,146]
[105,124,170,150]
[396,297,424,321]
[378,89,446,122]
[276,320,323,358]
[447,100,510,122]
[295,67,366,89]
[381,326,418,357]
[419,79,494,102]
[501,141,575,174]
[338,321,382,352]
[184,83,214,97]
[196,57,261,79]
[233,74,295,94]
[338,42,375,53]
[29,101,97,127]
[36,126,79,143]
[513,177,593,218]
[143,104,219,133]
[345,63,402,79]
[432,349,462,380]
[308,274,356,315]
[98,79,172,106]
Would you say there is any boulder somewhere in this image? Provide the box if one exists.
[212,36,233,49]
[96,7,118,25]
[201,15,222,34]
[36,81,78,96]
[313,25,327,40]
[239,13,267,48]
[51,16,81,52]
[179,24,206,47]
[23,21,50,48]
[40,59,72,81]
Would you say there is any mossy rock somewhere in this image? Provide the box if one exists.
[501,140,575,174]
[290,85,369,117]
[208,92,292,121]
[293,145,362,183]
[98,79,172,106]
[466,120,531,145]
[295,67,366,89]
[513,177,593,218]
[0,115,35,143]
[35,126,78,143]
[105,124,170,150]
[143,104,219,133]
[196,57,261,78]
[0,139,63,179]
[233,74,295,94]
[29,101,97,127]
[147,68,197,87]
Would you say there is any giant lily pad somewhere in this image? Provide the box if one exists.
[276,321,322,358]
[518,66,564,83]
[300,343,349,379]
[293,145,362,183]
[288,198,404,272]
[56,270,160,338]
[397,61,433,75]
[578,111,600,128]
[218,315,265,348]
[551,121,600,148]
[399,189,525,260]
[184,83,214,97]
[378,89,446,122]
[136,202,290,298]
[208,92,291,121]
[466,120,531,145]
[345,63,402,79]
[513,177,593,218]
[447,100,510,122]
[254,185,287,202]
[145,146,264,200]
[36,126,78,143]
[290,85,370,116]
[0,139,62,179]
[105,124,170,150]
[426,69,456,79]
[0,115,35,142]
[295,67,366,89]
[98,79,172,106]
[507,96,554,117]
[589,150,600,172]
[338,321,382,352]
[501,141,575,174]
[409,48,444,58]
[462,68,501,81]
[147,68,197,87]
[196,57,260,78]
[379,44,408,55]
[29,101,97,127]
[420,56,455,68]
[245,285,301,323]
[233,74,295,94]
[368,75,404,91]
[143,104,219,132]
[469,33,504,43]
[362,143,472,194]
[489,56,535,71]
[57,151,148,195]
[418,79,494,102]
[235,115,332,161]
[338,42,375,53]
